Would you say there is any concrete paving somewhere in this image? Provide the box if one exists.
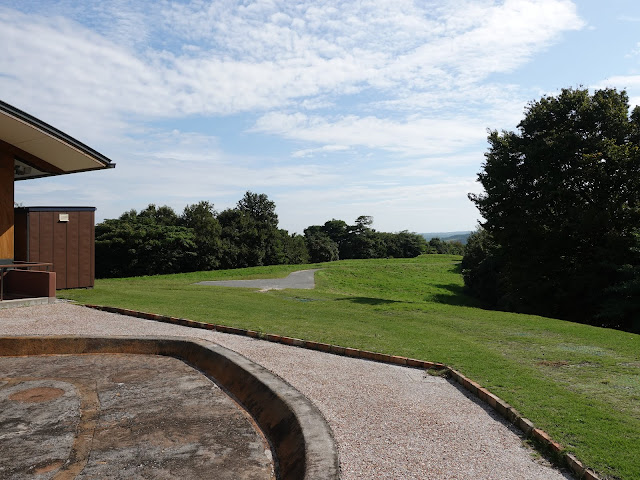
[195,269,319,290]
[0,353,275,480]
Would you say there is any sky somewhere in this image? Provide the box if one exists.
[2,1,640,234]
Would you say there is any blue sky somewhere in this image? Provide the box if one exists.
[2,1,639,234]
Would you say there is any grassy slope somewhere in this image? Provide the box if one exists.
[61,255,640,480]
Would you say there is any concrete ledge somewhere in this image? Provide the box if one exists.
[0,335,340,480]
[0,296,55,309]
[83,304,601,480]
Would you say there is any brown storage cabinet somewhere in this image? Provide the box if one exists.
[14,207,96,289]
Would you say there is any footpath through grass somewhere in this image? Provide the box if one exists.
[61,255,640,480]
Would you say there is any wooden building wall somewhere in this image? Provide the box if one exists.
[0,150,14,262]
[14,208,96,289]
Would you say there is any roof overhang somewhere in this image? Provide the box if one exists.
[0,100,115,181]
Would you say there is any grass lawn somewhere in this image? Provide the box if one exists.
[60,255,640,480]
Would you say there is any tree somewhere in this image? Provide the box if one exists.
[427,237,465,255]
[95,206,196,278]
[378,231,426,258]
[304,230,339,263]
[180,201,222,271]
[218,192,284,268]
[321,219,349,257]
[237,191,279,227]
[138,204,179,226]
[467,87,640,331]
[461,227,502,306]
[280,231,310,264]
[342,215,382,259]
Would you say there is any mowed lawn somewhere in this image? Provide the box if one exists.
[61,255,640,480]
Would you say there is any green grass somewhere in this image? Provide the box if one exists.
[61,255,640,480]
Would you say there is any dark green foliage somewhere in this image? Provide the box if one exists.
[461,228,502,306]
[180,201,222,271]
[427,237,465,255]
[96,193,429,278]
[137,204,180,226]
[379,231,427,258]
[279,231,310,265]
[95,209,197,278]
[304,230,339,263]
[341,216,382,259]
[597,229,640,332]
[219,191,285,268]
[304,217,426,261]
[467,87,640,331]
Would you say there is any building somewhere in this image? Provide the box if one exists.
[0,100,114,303]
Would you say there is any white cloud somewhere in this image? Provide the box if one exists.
[0,0,584,124]
[292,145,350,158]
[1,1,593,233]
[254,112,488,156]
[274,176,481,233]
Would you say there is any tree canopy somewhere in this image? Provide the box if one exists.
[465,87,640,332]
[95,192,433,278]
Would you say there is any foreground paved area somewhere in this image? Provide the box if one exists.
[0,353,274,480]
[0,303,572,480]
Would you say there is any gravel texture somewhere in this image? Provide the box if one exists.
[0,303,572,480]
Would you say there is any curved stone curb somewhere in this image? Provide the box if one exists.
[84,304,600,480]
[0,335,340,480]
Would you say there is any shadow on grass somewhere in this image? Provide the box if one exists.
[448,263,463,274]
[334,297,404,306]
[431,283,480,307]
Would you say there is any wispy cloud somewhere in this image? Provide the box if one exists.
[1,1,606,233]
[292,145,350,158]
[253,112,488,156]
[0,1,584,123]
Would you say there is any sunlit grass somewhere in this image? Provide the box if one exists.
[61,254,640,479]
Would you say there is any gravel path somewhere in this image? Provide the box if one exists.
[0,303,571,480]
[195,269,319,290]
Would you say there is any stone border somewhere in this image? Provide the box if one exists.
[85,304,601,480]
[0,334,340,480]
[0,297,54,309]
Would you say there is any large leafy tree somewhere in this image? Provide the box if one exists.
[95,207,196,278]
[218,191,285,268]
[180,201,222,271]
[468,88,640,331]
[304,229,339,263]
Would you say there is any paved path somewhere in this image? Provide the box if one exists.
[0,304,572,480]
[195,269,319,290]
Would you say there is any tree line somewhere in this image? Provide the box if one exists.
[95,191,446,278]
[462,87,640,333]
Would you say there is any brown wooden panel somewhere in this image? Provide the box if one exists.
[28,211,40,263]
[90,214,95,287]
[78,211,93,288]
[38,212,55,267]
[53,213,67,289]
[13,210,27,261]
[5,270,56,298]
[0,150,14,260]
[66,211,80,288]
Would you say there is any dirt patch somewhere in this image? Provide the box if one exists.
[536,360,569,368]
[9,386,65,402]
[33,460,64,474]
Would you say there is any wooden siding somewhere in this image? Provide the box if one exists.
[15,208,95,289]
[0,150,14,261]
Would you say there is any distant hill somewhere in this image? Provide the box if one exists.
[420,231,472,244]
